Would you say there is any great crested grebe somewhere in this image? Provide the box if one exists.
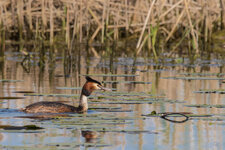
[22,76,110,113]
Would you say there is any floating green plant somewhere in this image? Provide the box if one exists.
[194,89,225,94]
[0,79,24,82]
[80,74,139,77]
[96,91,157,97]
[185,104,225,108]
[0,145,58,150]
[186,114,213,117]
[190,117,225,121]
[179,73,225,77]
[81,128,158,134]
[13,91,35,93]
[208,122,225,125]
[24,93,80,98]
[91,96,184,104]
[142,112,212,118]
[102,81,152,84]
[161,77,225,80]
[163,76,225,80]
[56,87,82,90]
[50,113,144,129]
[89,101,152,104]
[0,124,43,130]
[0,97,25,99]
[142,111,214,123]
[47,142,111,148]
[88,106,122,110]
[89,106,131,112]
[15,114,70,119]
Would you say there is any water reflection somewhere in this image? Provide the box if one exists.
[81,130,99,143]
[0,46,224,149]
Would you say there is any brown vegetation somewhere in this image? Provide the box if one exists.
[0,0,224,56]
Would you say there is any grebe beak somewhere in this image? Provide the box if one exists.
[97,85,112,91]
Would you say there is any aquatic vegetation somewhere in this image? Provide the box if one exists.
[0,79,23,82]
[13,91,35,94]
[0,97,25,100]
[179,73,225,77]
[47,142,111,148]
[194,89,225,94]
[90,101,153,105]
[185,104,225,108]
[0,124,43,130]
[89,106,132,112]
[191,117,225,121]
[161,77,225,80]
[1,143,111,149]
[0,34,225,149]
[56,87,82,90]
[96,91,159,97]
[80,74,139,77]
[91,95,184,104]
[102,81,152,84]
[81,128,158,134]
[143,111,215,123]
[24,93,80,98]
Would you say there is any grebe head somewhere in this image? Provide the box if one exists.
[82,76,111,96]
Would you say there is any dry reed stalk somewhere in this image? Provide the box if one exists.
[147,26,151,51]
[136,0,156,50]
[202,1,209,44]
[184,0,199,54]
[0,5,3,27]
[125,0,129,31]
[101,0,106,43]
[27,0,33,30]
[79,2,83,43]
[0,0,223,55]
[35,18,38,41]
[158,0,183,20]
[0,23,5,55]
[165,8,185,42]
[90,47,100,58]
[168,25,192,56]
[73,7,78,38]
[17,0,24,27]
[66,4,70,47]
[17,0,24,41]
[88,8,101,26]
[41,0,46,27]
[136,33,149,55]
[89,26,101,43]
[105,1,110,40]
[132,1,140,24]
[114,8,120,41]
[220,0,225,29]
[49,0,54,45]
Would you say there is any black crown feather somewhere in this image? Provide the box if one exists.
[85,76,102,85]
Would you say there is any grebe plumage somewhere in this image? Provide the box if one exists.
[22,76,110,113]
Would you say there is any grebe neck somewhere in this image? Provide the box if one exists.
[78,94,88,112]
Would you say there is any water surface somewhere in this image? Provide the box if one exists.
[0,49,224,150]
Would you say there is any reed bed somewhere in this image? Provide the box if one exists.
[0,0,224,56]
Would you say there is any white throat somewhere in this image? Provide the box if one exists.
[79,94,88,111]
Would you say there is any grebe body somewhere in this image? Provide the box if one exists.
[22,76,110,113]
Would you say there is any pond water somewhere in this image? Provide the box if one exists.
[0,48,224,150]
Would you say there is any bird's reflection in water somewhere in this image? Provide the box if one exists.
[82,130,99,143]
